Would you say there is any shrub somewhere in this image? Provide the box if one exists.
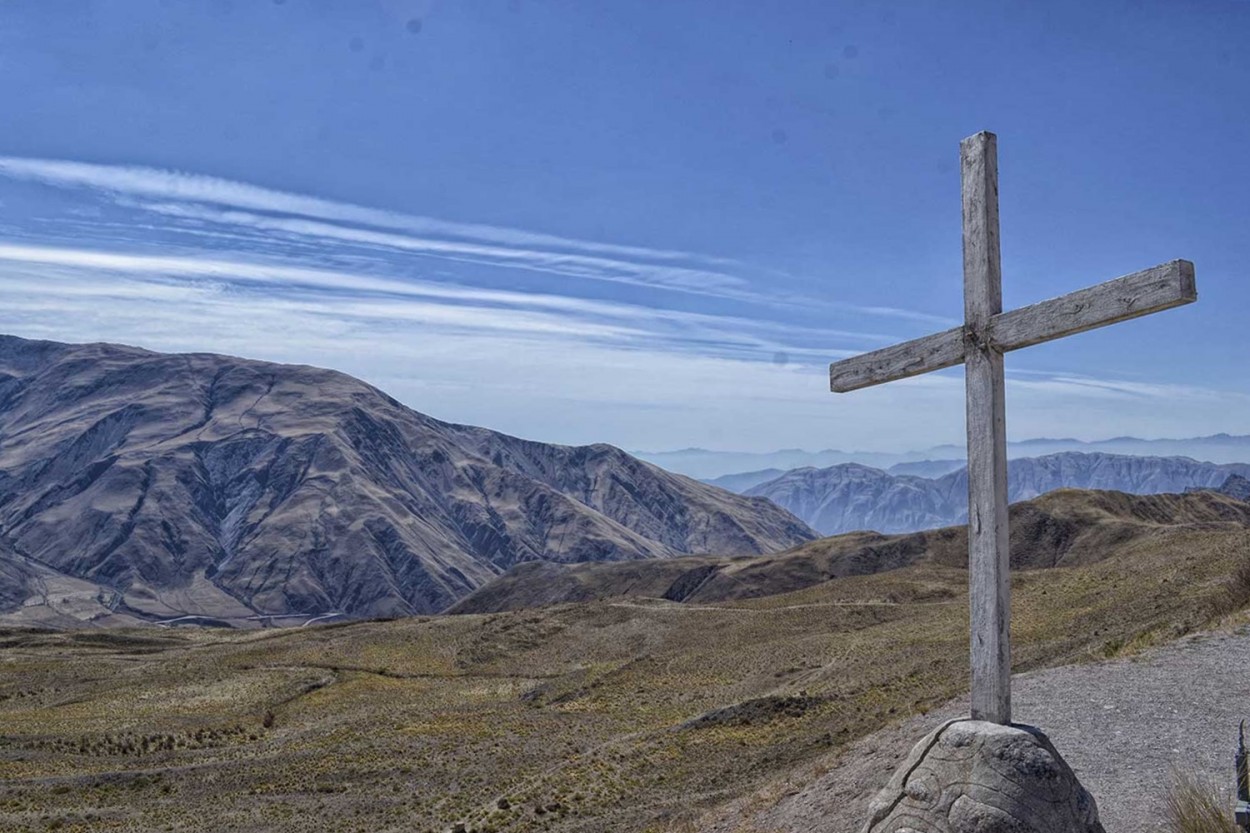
[1220,553,1250,614]
[1163,770,1238,833]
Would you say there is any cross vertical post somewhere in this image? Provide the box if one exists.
[961,131,1011,724]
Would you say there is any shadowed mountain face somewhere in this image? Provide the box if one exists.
[1216,474,1250,501]
[744,453,1250,535]
[0,336,815,625]
[452,488,1250,613]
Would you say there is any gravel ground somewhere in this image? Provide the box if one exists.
[708,624,1250,832]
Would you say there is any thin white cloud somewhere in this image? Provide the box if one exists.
[1,241,1242,452]
[859,305,960,328]
[134,201,752,295]
[0,156,958,323]
[0,243,868,366]
[0,156,729,265]
[0,157,763,298]
[1010,373,1249,404]
[1,158,1236,451]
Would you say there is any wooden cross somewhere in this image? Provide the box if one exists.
[828,131,1196,724]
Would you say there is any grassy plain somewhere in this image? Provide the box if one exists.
[0,490,1248,833]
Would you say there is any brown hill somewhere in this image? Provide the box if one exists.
[452,488,1250,613]
[0,335,815,625]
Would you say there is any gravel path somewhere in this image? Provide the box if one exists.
[710,624,1250,832]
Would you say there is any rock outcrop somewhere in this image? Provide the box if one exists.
[863,719,1104,833]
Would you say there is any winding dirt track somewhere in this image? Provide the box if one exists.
[711,624,1250,832]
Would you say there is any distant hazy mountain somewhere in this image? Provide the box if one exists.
[634,448,903,480]
[745,452,1250,535]
[886,459,966,479]
[744,464,952,536]
[931,434,1250,463]
[0,336,815,627]
[636,435,1250,479]
[703,459,962,494]
[701,468,787,493]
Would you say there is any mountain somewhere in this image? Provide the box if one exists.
[929,433,1250,464]
[701,459,963,495]
[744,463,952,536]
[1185,473,1250,501]
[1212,473,1250,501]
[886,459,966,479]
[637,435,1250,479]
[0,336,815,626]
[744,452,1250,535]
[701,467,787,493]
[635,448,892,480]
[701,459,962,495]
[453,487,1250,612]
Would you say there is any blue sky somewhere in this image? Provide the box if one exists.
[0,0,1246,453]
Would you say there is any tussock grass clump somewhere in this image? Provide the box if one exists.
[1163,771,1239,833]
[1219,552,1250,616]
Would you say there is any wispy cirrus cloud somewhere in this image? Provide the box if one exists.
[0,156,955,323]
[0,156,723,263]
[0,242,876,365]
[1,157,1236,451]
[0,156,764,299]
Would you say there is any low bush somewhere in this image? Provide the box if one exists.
[1163,770,1238,833]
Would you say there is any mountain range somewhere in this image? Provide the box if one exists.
[740,453,1250,535]
[638,434,1250,479]
[452,487,1250,613]
[0,335,815,626]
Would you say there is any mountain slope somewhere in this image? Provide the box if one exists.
[451,488,1250,613]
[746,452,1250,534]
[701,467,787,493]
[0,335,815,624]
[1215,473,1250,501]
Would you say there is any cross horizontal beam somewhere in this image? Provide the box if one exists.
[829,259,1196,393]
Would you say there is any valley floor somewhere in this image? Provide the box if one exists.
[0,500,1246,833]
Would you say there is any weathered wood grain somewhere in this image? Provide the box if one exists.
[988,259,1196,351]
[828,260,1195,392]
[829,327,963,393]
[961,130,1012,725]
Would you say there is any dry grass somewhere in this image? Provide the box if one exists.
[0,512,1247,832]
[1164,771,1239,833]
[1219,550,1250,614]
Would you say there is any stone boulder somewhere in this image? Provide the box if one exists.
[862,719,1105,833]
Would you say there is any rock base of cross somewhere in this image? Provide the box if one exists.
[861,719,1105,833]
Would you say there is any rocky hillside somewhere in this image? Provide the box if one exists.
[745,452,1250,534]
[0,336,815,625]
[1216,473,1250,501]
[452,488,1250,613]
